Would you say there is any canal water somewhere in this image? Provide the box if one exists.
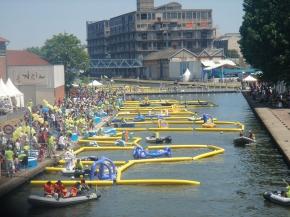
[2,93,290,217]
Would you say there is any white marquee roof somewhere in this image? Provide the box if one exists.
[202,59,236,70]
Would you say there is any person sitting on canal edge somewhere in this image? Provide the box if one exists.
[5,146,14,177]
[74,158,84,171]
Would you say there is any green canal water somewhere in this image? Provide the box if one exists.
[2,93,290,217]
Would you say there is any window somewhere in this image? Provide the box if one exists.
[141,33,147,40]
[171,12,177,19]
[163,12,167,19]
[148,13,151,20]
[196,12,200,20]
[185,32,192,38]
[201,11,207,20]
[208,11,212,19]
[186,12,192,19]
[141,13,147,20]
[0,43,6,56]
[182,12,185,19]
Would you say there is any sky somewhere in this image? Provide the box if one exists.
[0,0,244,49]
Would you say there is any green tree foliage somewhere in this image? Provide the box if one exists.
[239,0,290,82]
[27,33,89,86]
[26,47,44,57]
[42,33,89,85]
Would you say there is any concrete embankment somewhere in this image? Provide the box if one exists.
[113,78,241,95]
[0,158,59,198]
[113,78,241,89]
[243,93,290,164]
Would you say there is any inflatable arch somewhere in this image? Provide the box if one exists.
[90,157,117,181]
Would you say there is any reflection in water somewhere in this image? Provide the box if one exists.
[1,93,290,217]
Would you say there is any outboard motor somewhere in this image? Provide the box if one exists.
[164,136,172,143]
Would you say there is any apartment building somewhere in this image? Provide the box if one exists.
[87,0,216,60]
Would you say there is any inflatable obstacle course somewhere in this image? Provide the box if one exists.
[34,144,224,186]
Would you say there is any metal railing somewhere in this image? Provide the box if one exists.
[90,59,143,69]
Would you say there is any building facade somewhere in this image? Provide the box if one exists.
[143,48,224,80]
[87,0,216,61]
[0,37,8,80]
[213,33,241,57]
[6,50,65,105]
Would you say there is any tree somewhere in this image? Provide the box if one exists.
[41,33,89,86]
[239,0,290,83]
[26,47,44,57]
[226,49,240,59]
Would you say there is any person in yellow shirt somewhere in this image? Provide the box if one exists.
[74,159,84,171]
[47,134,56,158]
[5,146,14,177]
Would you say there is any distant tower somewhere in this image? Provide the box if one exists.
[137,0,154,11]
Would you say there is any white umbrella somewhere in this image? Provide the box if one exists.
[243,75,257,82]
[88,80,103,86]
[182,68,191,82]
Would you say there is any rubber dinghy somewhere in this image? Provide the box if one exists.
[263,191,290,206]
[145,135,172,144]
[233,136,256,146]
[28,191,101,208]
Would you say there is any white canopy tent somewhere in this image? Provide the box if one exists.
[88,80,103,86]
[203,60,236,71]
[0,79,13,112]
[6,78,25,107]
[202,59,237,81]
[243,75,257,82]
[182,68,191,82]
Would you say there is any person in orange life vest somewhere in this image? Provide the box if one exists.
[70,182,80,197]
[43,181,55,197]
[54,180,68,198]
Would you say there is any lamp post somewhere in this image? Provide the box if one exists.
[62,97,66,135]
[27,100,33,157]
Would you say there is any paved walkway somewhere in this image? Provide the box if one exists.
[243,93,290,163]
[0,115,113,198]
[0,157,59,197]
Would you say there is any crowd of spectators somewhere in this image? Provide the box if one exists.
[0,86,123,178]
[248,83,290,108]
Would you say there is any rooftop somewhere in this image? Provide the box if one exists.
[6,50,50,66]
[144,48,224,61]
[0,36,9,43]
